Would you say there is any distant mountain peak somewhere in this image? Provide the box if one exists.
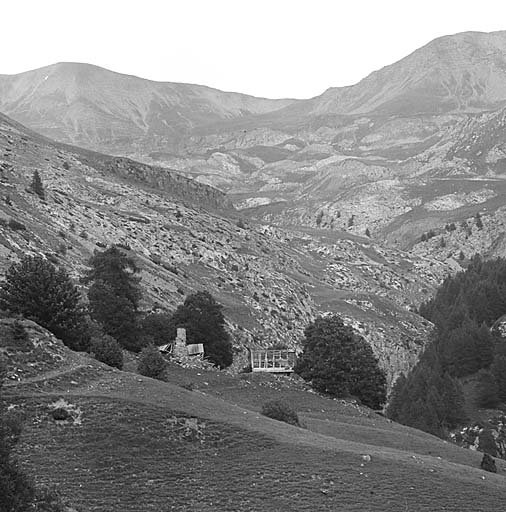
[311,30,506,117]
[0,62,297,151]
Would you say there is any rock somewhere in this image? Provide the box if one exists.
[480,453,497,473]
[51,407,71,421]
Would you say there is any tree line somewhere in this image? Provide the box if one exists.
[387,256,506,436]
[0,246,234,370]
[0,245,388,407]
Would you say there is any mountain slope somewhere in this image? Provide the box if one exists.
[0,62,295,152]
[0,111,453,385]
[281,30,506,119]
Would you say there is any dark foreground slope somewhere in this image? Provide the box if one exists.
[2,327,506,512]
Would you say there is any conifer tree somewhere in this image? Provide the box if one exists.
[475,369,499,408]
[295,315,386,409]
[31,170,45,200]
[0,255,89,350]
[85,246,142,351]
[169,291,233,368]
[491,354,506,402]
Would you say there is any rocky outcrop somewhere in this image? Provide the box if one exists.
[91,155,234,211]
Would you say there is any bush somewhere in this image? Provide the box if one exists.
[33,485,67,511]
[8,218,26,231]
[31,170,45,200]
[261,400,300,426]
[11,319,29,347]
[138,344,166,379]
[89,334,123,370]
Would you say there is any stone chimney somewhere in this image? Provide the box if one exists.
[173,328,187,359]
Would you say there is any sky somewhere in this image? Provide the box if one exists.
[3,0,506,99]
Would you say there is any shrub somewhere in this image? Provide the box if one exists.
[475,212,483,230]
[10,320,30,349]
[31,170,45,200]
[89,334,123,370]
[33,485,67,511]
[56,242,67,256]
[261,400,300,426]
[8,218,26,231]
[138,344,166,379]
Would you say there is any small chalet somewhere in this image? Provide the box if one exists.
[250,348,297,373]
[158,328,204,359]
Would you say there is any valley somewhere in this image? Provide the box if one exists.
[3,25,506,510]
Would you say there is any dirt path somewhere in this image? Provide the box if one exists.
[4,362,88,388]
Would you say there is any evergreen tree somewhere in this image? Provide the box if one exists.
[139,312,174,347]
[491,354,506,402]
[387,348,467,436]
[88,281,140,351]
[475,212,483,230]
[85,246,142,351]
[85,246,141,307]
[169,291,233,368]
[385,373,408,420]
[475,369,499,408]
[30,170,45,200]
[295,315,386,409]
[440,373,467,428]
[0,255,89,350]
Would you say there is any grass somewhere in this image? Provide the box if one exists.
[4,356,506,511]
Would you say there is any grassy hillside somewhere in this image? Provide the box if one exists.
[3,331,506,511]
